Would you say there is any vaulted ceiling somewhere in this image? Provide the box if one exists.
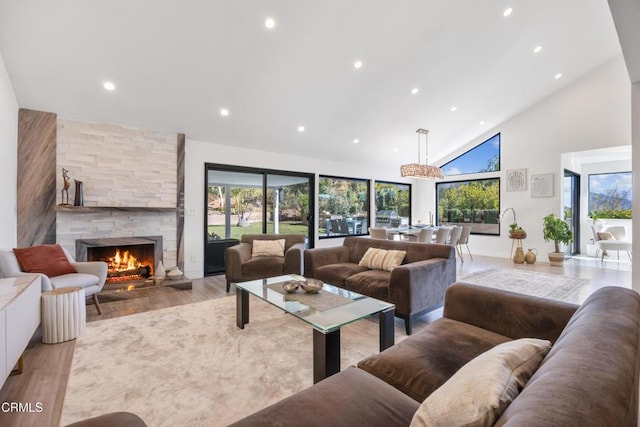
[0,0,622,167]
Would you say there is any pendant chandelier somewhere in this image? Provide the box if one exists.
[400,128,444,179]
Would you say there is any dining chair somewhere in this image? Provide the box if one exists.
[368,227,389,240]
[417,228,434,243]
[434,227,451,244]
[448,226,463,248]
[457,225,473,262]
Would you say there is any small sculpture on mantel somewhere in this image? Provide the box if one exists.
[58,168,72,206]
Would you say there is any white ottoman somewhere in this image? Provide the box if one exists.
[41,286,86,344]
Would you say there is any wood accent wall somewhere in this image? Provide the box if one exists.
[17,109,57,247]
[177,133,185,270]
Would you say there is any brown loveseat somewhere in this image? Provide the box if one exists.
[232,283,640,426]
[225,234,305,292]
[304,237,457,334]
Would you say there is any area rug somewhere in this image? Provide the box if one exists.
[62,296,398,426]
[460,268,590,303]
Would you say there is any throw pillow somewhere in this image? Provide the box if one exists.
[410,338,551,427]
[252,239,286,257]
[358,247,406,272]
[13,244,77,277]
[596,231,615,241]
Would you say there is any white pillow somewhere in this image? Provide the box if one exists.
[410,338,551,427]
[251,239,286,257]
[358,247,406,272]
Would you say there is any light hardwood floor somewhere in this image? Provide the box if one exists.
[0,255,631,427]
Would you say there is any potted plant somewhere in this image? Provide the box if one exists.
[508,222,526,239]
[542,213,573,266]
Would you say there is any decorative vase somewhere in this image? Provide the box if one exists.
[513,247,525,264]
[548,252,565,267]
[156,260,166,279]
[73,180,84,207]
[525,248,537,264]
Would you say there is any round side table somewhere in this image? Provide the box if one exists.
[41,286,86,344]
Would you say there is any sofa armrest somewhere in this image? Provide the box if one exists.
[71,261,108,288]
[443,282,579,343]
[225,243,252,282]
[283,243,305,275]
[303,246,350,278]
[389,257,456,316]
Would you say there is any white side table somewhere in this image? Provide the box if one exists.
[41,286,86,344]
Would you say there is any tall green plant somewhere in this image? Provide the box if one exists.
[542,213,573,253]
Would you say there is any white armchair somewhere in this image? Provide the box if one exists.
[592,224,632,262]
[0,247,108,314]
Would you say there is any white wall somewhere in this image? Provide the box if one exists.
[427,55,631,260]
[633,81,640,292]
[0,52,17,252]
[183,140,412,278]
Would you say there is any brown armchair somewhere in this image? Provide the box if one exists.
[224,234,306,292]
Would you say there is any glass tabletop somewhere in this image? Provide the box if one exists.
[236,274,394,334]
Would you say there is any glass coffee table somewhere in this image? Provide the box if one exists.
[235,274,395,383]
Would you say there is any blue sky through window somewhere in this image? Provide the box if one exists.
[442,134,500,176]
[588,172,632,214]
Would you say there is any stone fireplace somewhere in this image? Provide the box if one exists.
[76,236,163,284]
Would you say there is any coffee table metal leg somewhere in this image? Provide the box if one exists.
[379,307,395,351]
[313,329,340,384]
[236,288,249,329]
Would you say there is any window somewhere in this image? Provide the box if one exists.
[588,172,632,219]
[436,178,500,235]
[374,181,411,228]
[319,176,370,238]
[442,133,500,176]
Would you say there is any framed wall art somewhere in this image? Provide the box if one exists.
[506,168,527,192]
[531,173,554,198]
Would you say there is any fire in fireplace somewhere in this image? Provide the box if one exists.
[88,244,155,283]
[108,248,153,282]
[77,236,163,285]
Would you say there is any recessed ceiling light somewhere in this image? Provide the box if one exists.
[554,73,563,79]
[220,108,230,117]
[298,125,305,132]
[103,81,115,91]
[265,17,275,29]
[411,88,419,95]
[354,60,363,69]
[533,45,543,53]
[450,106,457,112]
[503,7,513,17]
[393,147,399,153]
[353,138,359,144]
[479,120,486,125]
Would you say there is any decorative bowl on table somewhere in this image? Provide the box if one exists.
[300,278,323,294]
[282,280,300,293]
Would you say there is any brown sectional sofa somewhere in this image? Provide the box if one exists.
[232,283,640,426]
[304,236,457,334]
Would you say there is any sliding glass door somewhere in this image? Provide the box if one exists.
[563,169,580,255]
[266,174,311,236]
[204,164,314,275]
